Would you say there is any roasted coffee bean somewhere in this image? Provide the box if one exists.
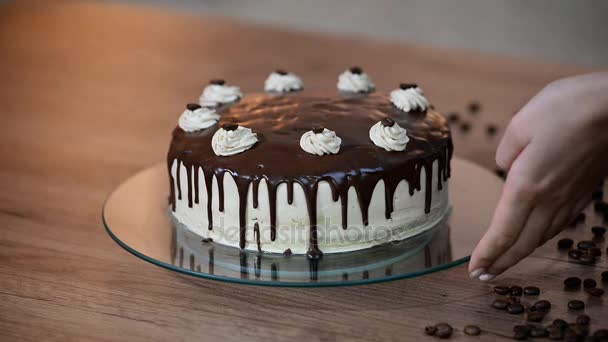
[424,325,437,336]
[494,285,511,295]
[592,190,604,201]
[578,241,597,250]
[460,122,471,132]
[507,303,525,314]
[568,300,585,310]
[468,102,481,114]
[529,326,549,338]
[464,325,481,336]
[447,112,460,123]
[548,326,565,340]
[434,323,453,339]
[564,277,582,289]
[577,212,586,223]
[576,314,591,326]
[583,278,597,289]
[568,249,582,259]
[511,286,524,296]
[553,319,569,331]
[602,271,608,282]
[523,286,540,296]
[486,124,498,136]
[566,324,589,340]
[579,253,596,265]
[595,201,608,213]
[492,299,509,310]
[533,300,552,312]
[513,330,528,340]
[527,311,545,322]
[592,226,606,236]
[585,287,604,297]
[558,238,574,250]
[588,247,602,257]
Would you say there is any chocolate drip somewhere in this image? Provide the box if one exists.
[193,166,199,204]
[270,263,278,280]
[253,222,261,252]
[189,253,195,270]
[176,160,182,200]
[254,255,261,278]
[239,251,248,279]
[208,248,214,274]
[186,164,193,207]
[168,94,452,257]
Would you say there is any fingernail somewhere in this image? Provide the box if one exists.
[479,273,496,282]
[469,268,485,279]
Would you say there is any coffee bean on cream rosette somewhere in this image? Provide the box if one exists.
[300,126,342,156]
[178,103,221,132]
[199,79,242,107]
[264,69,303,93]
[390,83,429,113]
[337,66,375,93]
[369,117,410,151]
[211,123,259,156]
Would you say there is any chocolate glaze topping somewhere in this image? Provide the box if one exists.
[399,83,418,90]
[275,69,288,75]
[209,79,226,86]
[168,93,452,258]
[312,125,325,134]
[186,103,202,111]
[221,123,239,131]
[380,117,395,127]
[349,66,363,75]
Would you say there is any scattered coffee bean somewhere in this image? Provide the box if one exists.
[579,253,596,265]
[553,319,569,330]
[588,247,602,257]
[564,277,582,290]
[464,325,481,336]
[594,329,608,339]
[523,286,540,296]
[447,112,460,123]
[558,238,574,250]
[568,300,585,310]
[492,299,509,310]
[568,249,582,259]
[583,278,597,289]
[434,323,453,339]
[460,122,471,132]
[527,311,545,322]
[595,201,608,213]
[548,325,565,340]
[576,314,591,326]
[511,286,524,296]
[494,285,511,295]
[585,287,604,297]
[592,226,606,237]
[533,300,552,312]
[530,326,549,338]
[577,212,586,223]
[592,190,604,201]
[577,241,596,250]
[507,303,525,314]
[424,325,437,336]
[486,124,498,136]
[468,102,481,114]
[602,271,608,282]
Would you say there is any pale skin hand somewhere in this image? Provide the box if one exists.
[469,72,608,281]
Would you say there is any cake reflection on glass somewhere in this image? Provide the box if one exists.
[167,70,452,259]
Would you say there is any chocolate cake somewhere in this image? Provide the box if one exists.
[167,69,453,258]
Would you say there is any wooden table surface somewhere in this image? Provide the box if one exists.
[1,1,606,341]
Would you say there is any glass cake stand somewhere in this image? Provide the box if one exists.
[102,157,502,287]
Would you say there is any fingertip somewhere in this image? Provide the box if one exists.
[478,273,496,282]
[469,268,485,279]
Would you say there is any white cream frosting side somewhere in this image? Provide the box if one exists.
[211,126,258,156]
[264,71,303,93]
[369,121,410,151]
[170,159,449,254]
[337,69,375,93]
[390,86,429,112]
[178,106,220,132]
[199,84,242,107]
[299,128,342,155]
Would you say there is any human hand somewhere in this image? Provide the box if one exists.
[469,72,608,281]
